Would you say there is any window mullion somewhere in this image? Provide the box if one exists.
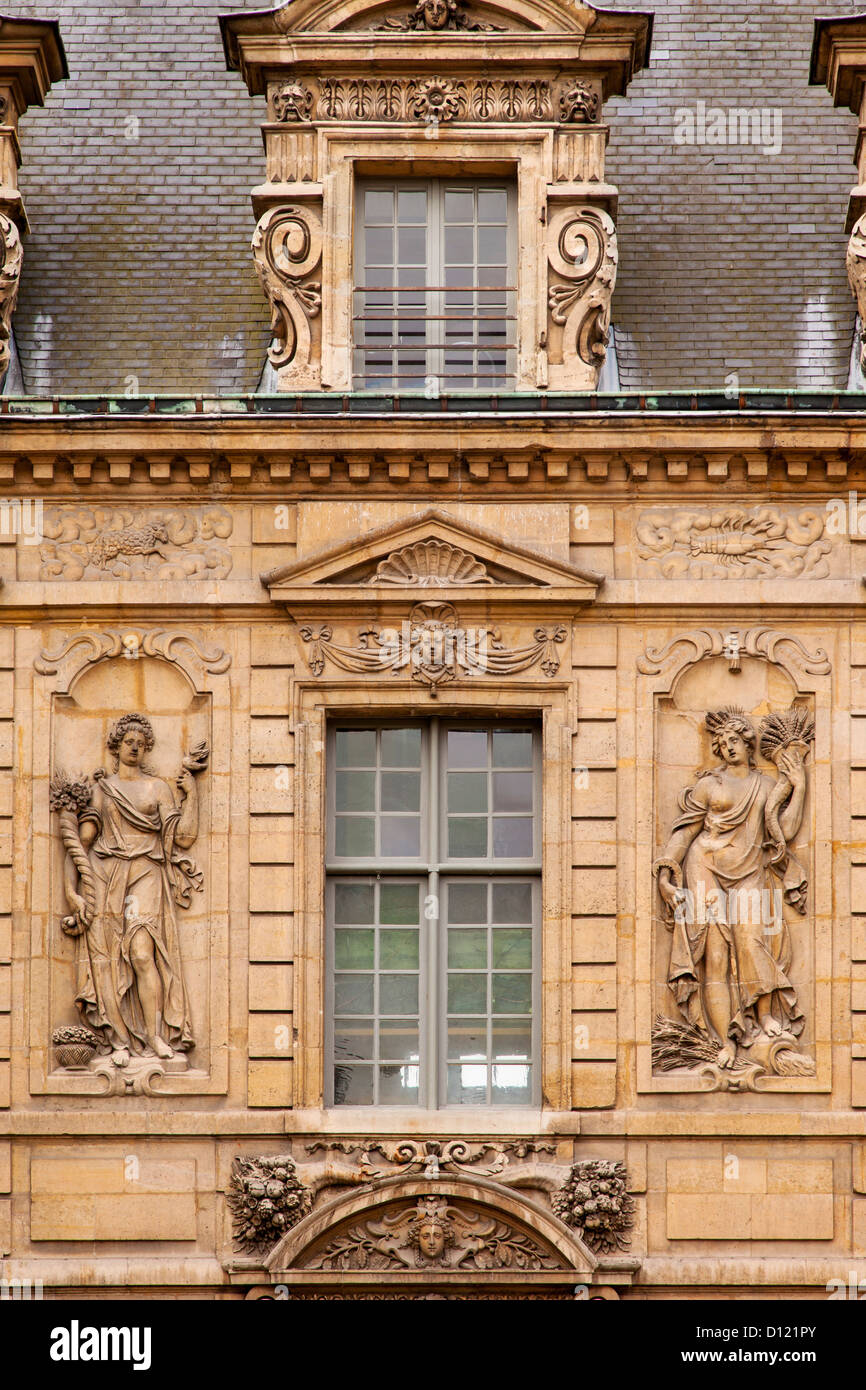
[425,715,440,1110]
[430,178,443,390]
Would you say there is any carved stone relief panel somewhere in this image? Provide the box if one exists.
[634,505,834,579]
[635,629,832,1094]
[30,506,235,582]
[28,629,232,1096]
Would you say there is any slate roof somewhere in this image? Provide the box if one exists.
[3,0,865,395]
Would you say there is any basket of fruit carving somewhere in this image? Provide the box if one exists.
[52,1025,98,1069]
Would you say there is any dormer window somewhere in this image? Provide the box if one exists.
[354,178,516,391]
[222,0,651,394]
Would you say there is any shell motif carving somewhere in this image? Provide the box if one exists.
[369,540,494,587]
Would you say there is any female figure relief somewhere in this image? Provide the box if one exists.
[654,705,813,1072]
[53,714,208,1067]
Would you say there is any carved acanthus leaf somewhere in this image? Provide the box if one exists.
[252,205,323,377]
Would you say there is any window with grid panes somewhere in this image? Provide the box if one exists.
[353,179,517,391]
[327,722,541,1108]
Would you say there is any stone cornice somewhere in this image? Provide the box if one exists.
[2,408,866,489]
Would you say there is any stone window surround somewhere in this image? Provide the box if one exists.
[292,677,574,1123]
[320,130,551,391]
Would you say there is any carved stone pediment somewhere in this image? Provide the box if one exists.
[261,508,601,618]
[263,1176,601,1292]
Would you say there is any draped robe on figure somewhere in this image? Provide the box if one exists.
[73,775,200,1052]
[667,766,806,1043]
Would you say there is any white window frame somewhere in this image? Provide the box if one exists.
[352,176,518,393]
[325,718,542,1109]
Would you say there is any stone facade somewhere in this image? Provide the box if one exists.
[4,0,866,1303]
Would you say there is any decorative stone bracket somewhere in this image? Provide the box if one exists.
[252,202,323,389]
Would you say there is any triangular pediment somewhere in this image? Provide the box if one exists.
[261,508,601,610]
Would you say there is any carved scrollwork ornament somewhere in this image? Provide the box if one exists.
[0,212,22,379]
[252,204,323,377]
[847,213,866,374]
[547,206,617,373]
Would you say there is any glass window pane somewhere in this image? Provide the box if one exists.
[448,816,487,858]
[398,225,425,264]
[447,927,487,967]
[478,189,508,223]
[447,729,487,768]
[478,225,506,264]
[491,881,533,923]
[379,974,419,1014]
[492,816,532,858]
[378,1022,420,1061]
[397,189,427,223]
[336,769,375,812]
[445,225,474,264]
[334,882,375,923]
[380,816,420,857]
[334,1018,375,1059]
[334,1064,373,1105]
[492,771,533,813]
[492,927,532,968]
[448,973,487,1013]
[380,928,420,968]
[492,1019,532,1061]
[447,881,487,923]
[379,882,420,925]
[444,189,474,222]
[447,771,487,813]
[381,771,420,812]
[365,226,394,265]
[334,928,375,969]
[334,974,374,1014]
[379,1063,419,1104]
[336,729,376,767]
[447,1062,488,1105]
[335,816,375,857]
[491,1064,531,1105]
[381,727,422,766]
[447,1019,487,1059]
[365,190,393,222]
[492,973,532,1014]
[492,730,533,767]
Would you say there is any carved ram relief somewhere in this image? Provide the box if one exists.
[36,506,234,581]
[636,628,832,1094]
